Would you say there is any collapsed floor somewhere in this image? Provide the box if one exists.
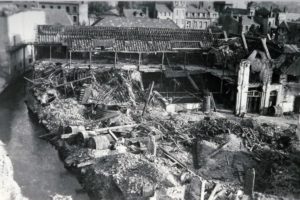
[25,61,300,200]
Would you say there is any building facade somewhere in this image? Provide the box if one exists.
[155,4,173,20]
[10,1,88,25]
[0,9,46,92]
[156,1,219,30]
[185,7,219,30]
[172,1,186,28]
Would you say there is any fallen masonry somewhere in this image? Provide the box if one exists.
[25,61,300,200]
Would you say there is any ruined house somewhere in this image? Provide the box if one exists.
[32,25,300,116]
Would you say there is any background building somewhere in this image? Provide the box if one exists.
[3,1,88,25]
[155,1,219,30]
[0,7,46,92]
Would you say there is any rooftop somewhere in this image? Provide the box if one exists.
[155,3,172,13]
[35,25,215,52]
[123,9,146,18]
[93,16,178,29]
[223,7,250,16]
[186,5,208,13]
[44,9,72,25]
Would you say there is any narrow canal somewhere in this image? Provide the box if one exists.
[0,79,89,200]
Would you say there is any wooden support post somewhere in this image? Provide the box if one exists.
[69,51,72,66]
[89,51,92,66]
[220,78,223,93]
[161,52,165,69]
[220,56,225,93]
[241,33,248,53]
[208,183,220,200]
[223,31,228,41]
[142,81,155,116]
[184,52,187,70]
[114,51,117,68]
[138,52,142,71]
[161,52,165,90]
[32,44,35,62]
[200,180,206,200]
[187,73,200,91]
[49,45,52,61]
[66,47,68,62]
[70,82,76,96]
[261,38,271,60]
[210,92,217,112]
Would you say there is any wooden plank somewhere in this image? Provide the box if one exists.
[187,73,200,91]
[210,92,217,112]
[24,77,37,84]
[77,160,94,168]
[200,180,206,200]
[39,132,56,139]
[241,33,248,53]
[153,90,169,106]
[208,142,229,158]
[93,124,138,134]
[159,146,202,179]
[55,76,91,88]
[261,38,271,60]
[108,130,118,141]
[208,183,220,200]
[142,81,155,116]
[81,85,92,104]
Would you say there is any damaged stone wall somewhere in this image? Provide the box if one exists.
[235,60,250,115]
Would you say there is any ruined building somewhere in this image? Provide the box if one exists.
[32,25,300,115]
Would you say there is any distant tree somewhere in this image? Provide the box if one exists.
[88,2,112,16]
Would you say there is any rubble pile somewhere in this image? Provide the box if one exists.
[39,98,87,130]
[80,153,180,200]
[25,62,300,199]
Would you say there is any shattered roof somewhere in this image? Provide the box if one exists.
[36,25,215,52]
[93,16,178,29]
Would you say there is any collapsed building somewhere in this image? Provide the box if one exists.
[22,24,300,200]
[33,25,299,115]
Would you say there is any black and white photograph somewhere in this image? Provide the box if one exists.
[0,0,300,199]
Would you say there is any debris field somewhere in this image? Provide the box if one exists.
[25,61,300,200]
